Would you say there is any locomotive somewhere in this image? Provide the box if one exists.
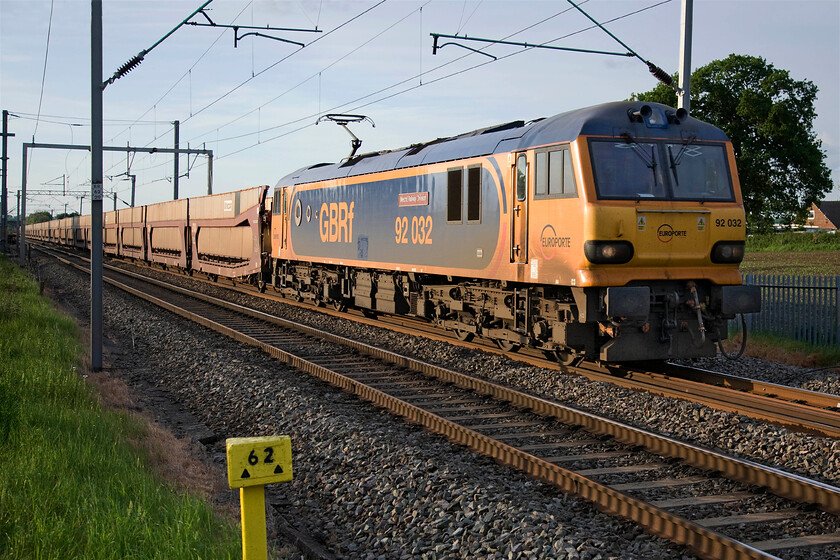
[30,101,761,363]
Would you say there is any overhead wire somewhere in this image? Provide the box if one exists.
[11,112,167,126]
[105,1,253,146]
[32,0,55,141]
[136,0,668,168]
[455,0,483,35]
[565,0,676,89]
[172,0,387,131]
[97,1,255,181]
[214,0,671,161]
[110,0,388,187]
[195,0,590,150]
[455,0,468,34]
[187,0,570,150]
[61,1,247,185]
[42,0,673,205]
[190,0,575,146]
[25,0,56,184]
[188,0,433,146]
[344,0,673,111]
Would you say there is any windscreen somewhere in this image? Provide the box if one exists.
[589,141,666,199]
[590,139,735,202]
[666,143,733,201]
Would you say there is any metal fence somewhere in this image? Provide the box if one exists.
[734,274,839,346]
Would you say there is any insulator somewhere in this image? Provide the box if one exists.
[115,50,147,80]
[647,63,674,87]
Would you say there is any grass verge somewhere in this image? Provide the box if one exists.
[740,250,840,275]
[723,331,840,370]
[0,256,242,560]
[746,232,840,252]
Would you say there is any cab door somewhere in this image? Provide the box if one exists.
[280,187,288,250]
[272,187,288,256]
[510,152,529,266]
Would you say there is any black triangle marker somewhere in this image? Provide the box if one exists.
[241,469,251,478]
[274,465,284,474]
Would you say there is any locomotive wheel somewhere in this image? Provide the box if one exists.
[495,339,521,353]
[257,281,267,293]
[453,329,474,342]
[553,349,580,366]
[332,299,348,312]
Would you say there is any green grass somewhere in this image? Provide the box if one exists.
[746,231,840,252]
[740,252,840,275]
[744,331,840,369]
[0,256,242,560]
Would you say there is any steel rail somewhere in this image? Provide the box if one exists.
[34,242,840,439]
[40,246,840,558]
[655,362,840,410]
[119,272,840,512]
[140,255,840,424]
[569,361,840,439]
[42,247,840,513]
[159,260,840,437]
[40,250,783,560]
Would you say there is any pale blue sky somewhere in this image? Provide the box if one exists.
[1,0,838,216]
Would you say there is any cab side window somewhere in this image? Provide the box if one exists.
[534,145,578,198]
[516,155,527,202]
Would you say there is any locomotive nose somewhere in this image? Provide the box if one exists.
[632,211,710,267]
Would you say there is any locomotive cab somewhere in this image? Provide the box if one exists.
[548,104,760,361]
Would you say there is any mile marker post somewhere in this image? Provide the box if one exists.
[226,436,293,560]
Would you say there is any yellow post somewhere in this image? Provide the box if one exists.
[240,486,268,560]
[226,436,293,560]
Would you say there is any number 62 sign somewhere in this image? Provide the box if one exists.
[226,435,293,488]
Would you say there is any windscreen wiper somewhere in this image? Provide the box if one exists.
[668,135,697,186]
[620,132,657,180]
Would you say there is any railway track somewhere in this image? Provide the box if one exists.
[60,244,840,440]
[37,245,840,560]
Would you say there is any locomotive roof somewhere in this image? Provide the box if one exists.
[277,101,730,187]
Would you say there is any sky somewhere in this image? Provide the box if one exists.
[1,0,839,217]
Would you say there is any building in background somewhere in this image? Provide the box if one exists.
[804,201,840,232]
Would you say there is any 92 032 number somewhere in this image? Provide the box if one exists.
[715,218,742,228]
[395,216,433,245]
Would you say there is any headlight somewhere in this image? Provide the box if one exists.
[584,241,634,264]
[711,241,745,263]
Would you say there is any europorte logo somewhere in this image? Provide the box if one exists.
[657,223,687,243]
[539,224,571,260]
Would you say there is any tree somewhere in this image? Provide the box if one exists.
[26,211,53,225]
[631,54,833,231]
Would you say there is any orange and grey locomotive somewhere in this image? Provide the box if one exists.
[268,101,760,363]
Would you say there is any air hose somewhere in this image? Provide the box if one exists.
[718,314,747,360]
